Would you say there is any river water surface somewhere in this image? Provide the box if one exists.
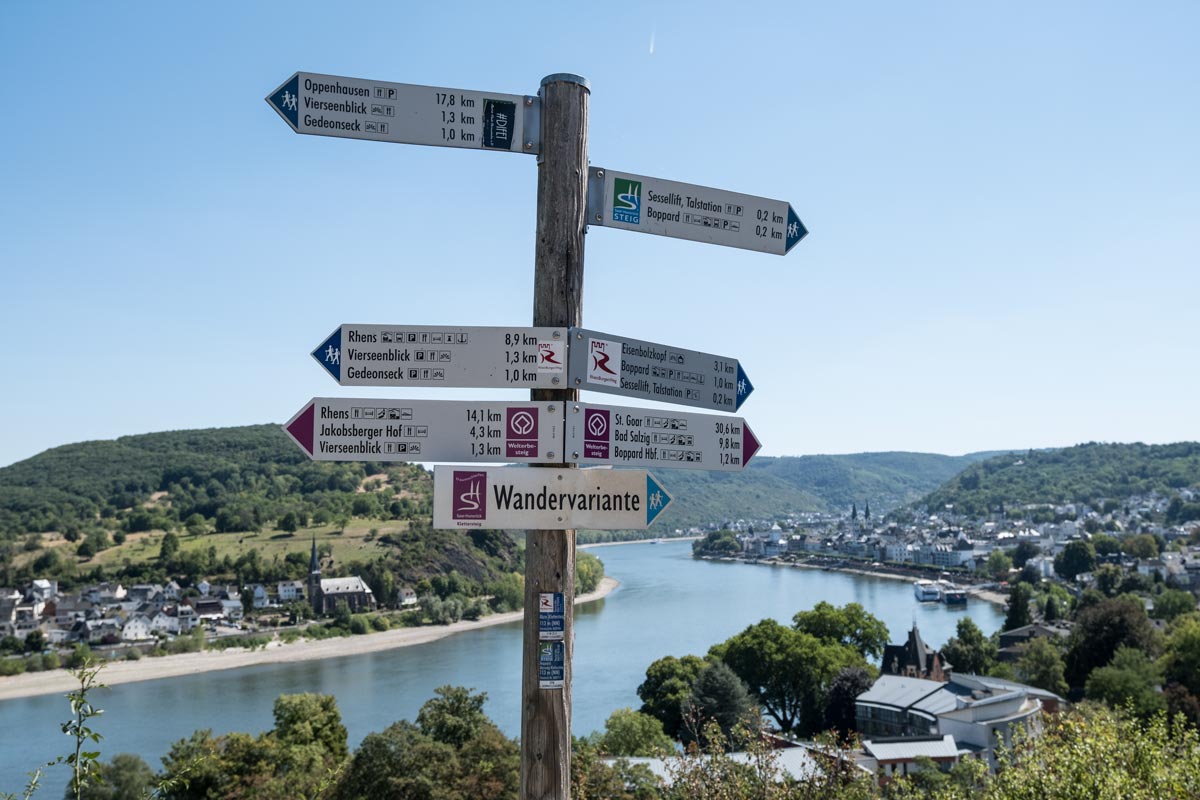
[0,541,1003,792]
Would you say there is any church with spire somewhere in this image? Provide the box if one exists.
[307,537,377,616]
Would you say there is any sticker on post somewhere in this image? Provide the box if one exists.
[538,641,565,689]
[538,592,565,641]
[587,338,621,386]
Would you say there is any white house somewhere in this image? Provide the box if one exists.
[277,581,306,603]
[121,614,154,642]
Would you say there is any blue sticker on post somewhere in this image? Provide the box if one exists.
[539,592,565,641]
[538,641,565,689]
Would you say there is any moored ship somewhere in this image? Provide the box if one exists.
[913,579,940,601]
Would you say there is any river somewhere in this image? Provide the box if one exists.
[0,541,1004,792]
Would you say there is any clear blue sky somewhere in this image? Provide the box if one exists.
[1,2,1197,468]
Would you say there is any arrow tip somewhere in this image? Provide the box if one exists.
[646,473,672,526]
[266,73,300,131]
[743,424,761,466]
[785,204,808,253]
[312,327,343,382]
[735,363,754,411]
[284,402,315,456]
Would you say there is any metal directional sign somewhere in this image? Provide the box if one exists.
[267,72,538,154]
[283,398,562,463]
[567,328,753,412]
[587,166,807,255]
[432,466,673,530]
[565,402,760,471]
[313,325,567,389]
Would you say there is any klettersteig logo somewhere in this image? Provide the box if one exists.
[612,178,642,224]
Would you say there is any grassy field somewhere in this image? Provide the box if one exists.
[16,519,419,574]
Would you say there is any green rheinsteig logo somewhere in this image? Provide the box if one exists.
[612,177,642,224]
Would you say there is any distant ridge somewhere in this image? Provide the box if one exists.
[913,441,1200,517]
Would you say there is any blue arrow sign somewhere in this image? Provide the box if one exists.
[266,74,300,130]
[312,328,341,382]
[646,473,673,526]
[785,205,808,253]
[735,363,754,411]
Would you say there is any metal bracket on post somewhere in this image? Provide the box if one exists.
[523,95,542,157]
[585,166,606,227]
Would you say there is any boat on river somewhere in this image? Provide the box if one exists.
[936,579,967,604]
[913,579,940,601]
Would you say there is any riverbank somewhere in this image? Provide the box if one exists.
[700,555,1008,608]
[0,576,620,702]
[580,535,700,549]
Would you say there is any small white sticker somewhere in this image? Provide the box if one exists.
[587,339,621,386]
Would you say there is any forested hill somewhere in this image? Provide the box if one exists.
[652,450,996,529]
[915,442,1200,517]
[0,425,994,540]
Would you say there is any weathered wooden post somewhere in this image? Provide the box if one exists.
[520,72,589,800]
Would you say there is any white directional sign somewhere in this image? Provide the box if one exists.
[283,398,562,463]
[433,466,673,530]
[565,403,760,472]
[267,72,537,154]
[567,328,753,412]
[313,325,567,389]
[587,167,807,255]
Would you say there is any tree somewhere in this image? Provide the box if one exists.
[1014,637,1068,697]
[1085,646,1165,718]
[1092,533,1121,556]
[1121,533,1159,560]
[792,601,889,660]
[1004,583,1034,631]
[1043,595,1062,621]
[1163,615,1200,696]
[159,531,180,562]
[940,617,996,675]
[987,705,1200,800]
[595,707,674,757]
[1066,595,1162,687]
[824,665,873,734]
[1151,588,1197,621]
[1054,540,1096,581]
[1094,564,1124,597]
[715,619,860,736]
[73,754,156,800]
[416,685,489,749]
[985,548,1012,580]
[335,720,458,800]
[637,654,708,739]
[679,661,756,749]
[272,691,349,763]
[1009,540,1041,568]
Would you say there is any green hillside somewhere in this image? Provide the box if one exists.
[0,426,526,594]
[916,442,1200,517]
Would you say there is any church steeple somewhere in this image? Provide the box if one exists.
[308,536,322,615]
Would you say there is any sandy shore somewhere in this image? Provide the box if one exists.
[0,576,620,702]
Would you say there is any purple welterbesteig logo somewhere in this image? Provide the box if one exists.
[506,408,539,459]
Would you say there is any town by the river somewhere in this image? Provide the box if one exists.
[0,540,1003,794]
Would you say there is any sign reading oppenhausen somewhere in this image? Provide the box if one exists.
[267,72,537,154]
[432,466,673,530]
[565,402,760,471]
[313,325,566,389]
[283,398,562,463]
